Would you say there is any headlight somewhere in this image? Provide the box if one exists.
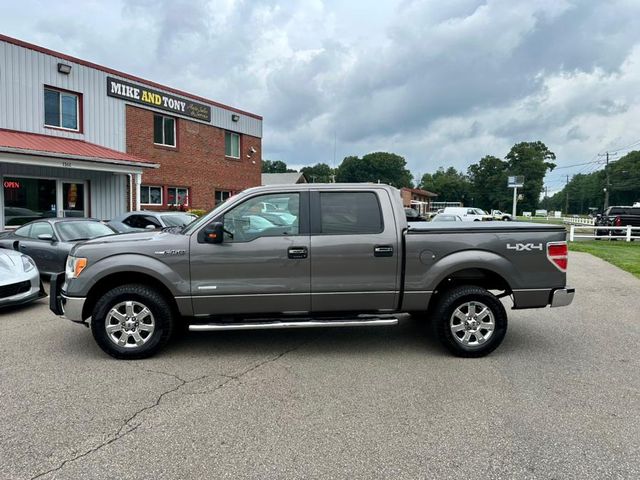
[21,255,36,272]
[65,256,88,279]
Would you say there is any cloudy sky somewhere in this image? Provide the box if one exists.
[4,0,640,193]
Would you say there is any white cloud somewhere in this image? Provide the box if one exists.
[3,0,640,183]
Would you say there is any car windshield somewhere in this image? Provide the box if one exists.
[160,214,196,227]
[56,221,115,241]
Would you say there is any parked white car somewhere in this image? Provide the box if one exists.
[442,207,492,222]
[491,210,513,221]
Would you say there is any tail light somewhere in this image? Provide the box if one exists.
[547,242,568,271]
[614,216,622,226]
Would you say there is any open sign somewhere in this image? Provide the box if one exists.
[3,181,20,189]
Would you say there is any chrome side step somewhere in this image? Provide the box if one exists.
[189,317,399,332]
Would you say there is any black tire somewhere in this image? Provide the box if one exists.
[432,285,507,358]
[91,284,175,360]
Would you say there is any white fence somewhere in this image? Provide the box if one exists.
[569,225,640,242]
[563,217,595,226]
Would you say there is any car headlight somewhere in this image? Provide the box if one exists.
[65,256,88,279]
[21,255,36,272]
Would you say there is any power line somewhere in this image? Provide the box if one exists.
[600,138,640,155]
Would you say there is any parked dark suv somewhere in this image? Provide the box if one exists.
[595,206,640,237]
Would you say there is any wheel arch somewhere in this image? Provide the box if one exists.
[82,272,182,320]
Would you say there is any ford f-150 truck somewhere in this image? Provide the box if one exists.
[50,184,574,359]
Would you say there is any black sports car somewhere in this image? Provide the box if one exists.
[0,218,116,277]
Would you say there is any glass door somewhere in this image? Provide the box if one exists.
[60,181,87,218]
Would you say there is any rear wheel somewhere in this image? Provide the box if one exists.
[91,284,175,359]
[432,285,507,357]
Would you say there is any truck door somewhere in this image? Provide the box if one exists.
[309,189,400,313]
[189,191,311,316]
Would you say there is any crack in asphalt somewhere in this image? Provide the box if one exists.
[29,336,317,479]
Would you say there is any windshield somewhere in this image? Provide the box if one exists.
[181,200,234,235]
[56,221,115,241]
[160,213,196,227]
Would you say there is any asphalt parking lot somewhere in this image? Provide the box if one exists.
[1,252,639,479]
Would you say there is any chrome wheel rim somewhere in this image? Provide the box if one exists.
[449,301,495,347]
[105,301,155,348]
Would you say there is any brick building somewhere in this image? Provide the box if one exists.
[0,34,262,229]
[400,187,438,215]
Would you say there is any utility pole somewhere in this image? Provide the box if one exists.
[598,151,617,210]
[565,175,570,214]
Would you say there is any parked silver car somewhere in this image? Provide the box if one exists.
[108,211,197,232]
[0,249,44,309]
[0,218,116,277]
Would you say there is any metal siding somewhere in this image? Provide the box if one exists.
[0,162,127,222]
[0,40,262,145]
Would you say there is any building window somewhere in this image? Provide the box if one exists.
[140,185,163,205]
[154,114,176,147]
[215,189,232,206]
[167,187,189,206]
[44,88,79,130]
[225,132,240,158]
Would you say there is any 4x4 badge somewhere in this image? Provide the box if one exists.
[506,243,543,251]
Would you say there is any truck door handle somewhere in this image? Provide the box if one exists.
[288,247,308,259]
[374,245,394,257]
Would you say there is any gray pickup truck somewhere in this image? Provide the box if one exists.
[51,184,574,359]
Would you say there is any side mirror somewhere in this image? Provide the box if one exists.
[145,225,156,230]
[204,222,224,244]
[37,233,54,241]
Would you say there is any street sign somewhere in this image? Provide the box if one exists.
[508,175,524,188]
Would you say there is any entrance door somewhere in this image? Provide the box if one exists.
[189,191,311,316]
[60,181,87,217]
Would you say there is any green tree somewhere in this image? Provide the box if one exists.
[418,167,472,203]
[467,156,511,210]
[262,160,296,173]
[505,141,556,212]
[335,152,414,188]
[545,150,640,214]
[300,163,335,183]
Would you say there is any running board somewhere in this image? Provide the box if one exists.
[189,317,399,332]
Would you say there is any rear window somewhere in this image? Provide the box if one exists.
[608,208,626,215]
[319,192,383,234]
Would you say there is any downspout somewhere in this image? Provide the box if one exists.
[127,174,133,212]
[135,173,142,211]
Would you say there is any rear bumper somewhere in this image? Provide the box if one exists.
[550,287,575,307]
[512,287,575,309]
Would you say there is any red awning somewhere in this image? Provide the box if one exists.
[0,129,158,168]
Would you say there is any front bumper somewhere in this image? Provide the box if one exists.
[50,272,86,323]
[0,269,44,309]
[550,287,575,307]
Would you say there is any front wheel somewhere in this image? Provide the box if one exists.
[91,284,175,359]
[432,285,507,357]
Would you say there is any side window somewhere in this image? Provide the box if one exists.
[122,215,137,227]
[30,222,54,239]
[467,209,475,215]
[222,193,300,242]
[14,225,31,238]
[319,192,383,234]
